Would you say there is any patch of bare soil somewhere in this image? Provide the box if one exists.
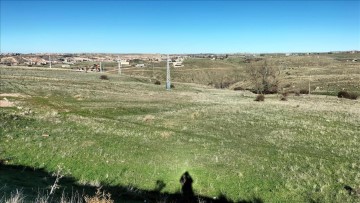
[0,93,27,98]
[0,98,15,107]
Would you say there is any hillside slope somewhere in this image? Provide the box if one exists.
[1,66,359,202]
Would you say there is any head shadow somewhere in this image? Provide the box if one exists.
[180,171,195,201]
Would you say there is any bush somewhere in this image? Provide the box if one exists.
[294,91,300,96]
[349,94,359,100]
[338,91,350,98]
[338,91,358,100]
[170,84,175,89]
[154,80,161,85]
[255,94,265,101]
[299,89,309,94]
[263,87,278,94]
[100,75,109,80]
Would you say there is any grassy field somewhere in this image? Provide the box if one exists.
[1,64,360,202]
[118,54,360,95]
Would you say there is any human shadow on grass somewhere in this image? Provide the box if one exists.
[0,163,263,203]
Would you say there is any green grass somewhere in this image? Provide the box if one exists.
[1,66,360,202]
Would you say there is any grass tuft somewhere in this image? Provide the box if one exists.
[84,188,113,203]
[3,190,25,203]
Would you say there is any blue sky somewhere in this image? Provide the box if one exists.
[1,0,359,53]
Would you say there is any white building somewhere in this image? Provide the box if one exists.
[120,59,130,66]
[135,64,145,68]
[173,61,184,67]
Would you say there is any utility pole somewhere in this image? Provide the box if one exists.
[100,62,102,72]
[151,59,154,78]
[166,54,171,90]
[118,56,121,75]
[152,59,154,78]
[49,55,52,68]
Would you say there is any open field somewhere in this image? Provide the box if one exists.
[1,64,360,202]
[119,54,360,95]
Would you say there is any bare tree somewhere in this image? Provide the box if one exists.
[245,60,280,94]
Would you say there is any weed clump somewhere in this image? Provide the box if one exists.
[100,75,109,80]
[84,187,114,203]
[338,91,358,100]
[170,84,175,89]
[154,80,161,85]
[255,94,265,101]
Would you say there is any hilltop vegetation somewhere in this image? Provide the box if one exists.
[0,55,359,202]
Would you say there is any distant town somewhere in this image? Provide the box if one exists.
[1,51,358,68]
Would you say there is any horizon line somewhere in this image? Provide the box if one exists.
[1,50,359,55]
